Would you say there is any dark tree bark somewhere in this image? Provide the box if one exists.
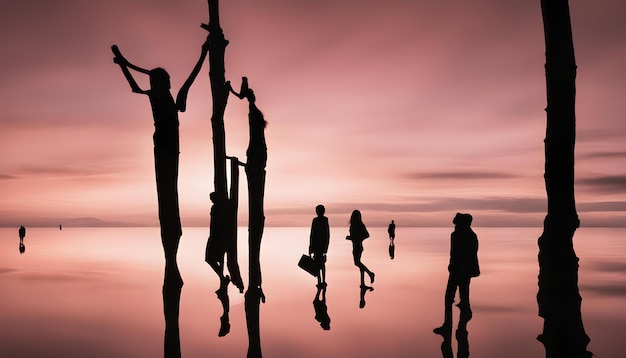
[537,1,591,356]
[204,0,229,205]
[244,95,267,358]
[203,0,243,290]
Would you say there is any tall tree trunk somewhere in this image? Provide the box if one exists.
[244,95,267,358]
[205,0,244,289]
[537,1,591,356]
[204,0,229,204]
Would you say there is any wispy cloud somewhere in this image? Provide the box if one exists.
[578,176,626,193]
[405,171,518,180]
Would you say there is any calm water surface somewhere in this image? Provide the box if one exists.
[1,226,625,357]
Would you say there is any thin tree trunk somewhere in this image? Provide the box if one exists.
[204,0,229,204]
[244,96,267,358]
[537,1,591,356]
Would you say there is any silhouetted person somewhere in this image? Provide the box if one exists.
[309,204,330,288]
[346,210,375,290]
[227,77,267,171]
[59,224,62,231]
[229,77,267,357]
[205,192,233,293]
[112,37,209,284]
[434,213,480,337]
[18,225,25,244]
[313,285,331,330]
[19,243,25,254]
[388,220,396,243]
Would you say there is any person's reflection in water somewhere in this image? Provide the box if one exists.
[359,284,374,309]
[19,243,25,254]
[434,309,471,358]
[216,275,231,337]
[313,284,331,330]
[163,266,183,358]
[389,242,395,260]
[434,213,480,337]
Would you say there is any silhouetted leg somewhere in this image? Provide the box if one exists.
[359,284,374,309]
[457,277,472,321]
[216,282,231,337]
[435,274,456,335]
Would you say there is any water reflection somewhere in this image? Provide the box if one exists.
[245,287,265,358]
[162,268,183,358]
[216,277,231,337]
[388,242,395,260]
[313,285,330,330]
[359,284,374,309]
[19,243,25,254]
[434,305,471,358]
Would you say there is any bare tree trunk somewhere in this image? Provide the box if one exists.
[244,95,267,358]
[537,1,591,356]
[204,0,229,205]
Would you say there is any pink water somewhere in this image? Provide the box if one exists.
[1,226,624,357]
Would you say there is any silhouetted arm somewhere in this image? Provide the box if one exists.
[176,37,210,112]
[227,76,248,99]
[111,45,148,94]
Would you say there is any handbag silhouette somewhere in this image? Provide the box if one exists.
[298,254,319,277]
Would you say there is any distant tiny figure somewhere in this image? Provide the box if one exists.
[346,210,375,290]
[59,224,62,231]
[309,204,330,288]
[434,213,480,337]
[388,220,396,243]
[18,225,25,244]
[19,243,25,254]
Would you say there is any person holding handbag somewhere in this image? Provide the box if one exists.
[309,205,330,288]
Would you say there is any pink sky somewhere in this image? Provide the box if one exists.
[1,0,625,227]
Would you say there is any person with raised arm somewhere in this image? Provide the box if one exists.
[111,36,209,283]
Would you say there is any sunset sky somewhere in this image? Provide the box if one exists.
[1,0,625,228]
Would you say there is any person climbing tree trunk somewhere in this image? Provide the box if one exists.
[228,76,267,358]
[537,1,591,356]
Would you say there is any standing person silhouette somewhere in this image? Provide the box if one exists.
[18,225,25,244]
[346,210,375,290]
[112,37,209,283]
[309,204,330,288]
[387,220,396,243]
[434,213,480,336]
